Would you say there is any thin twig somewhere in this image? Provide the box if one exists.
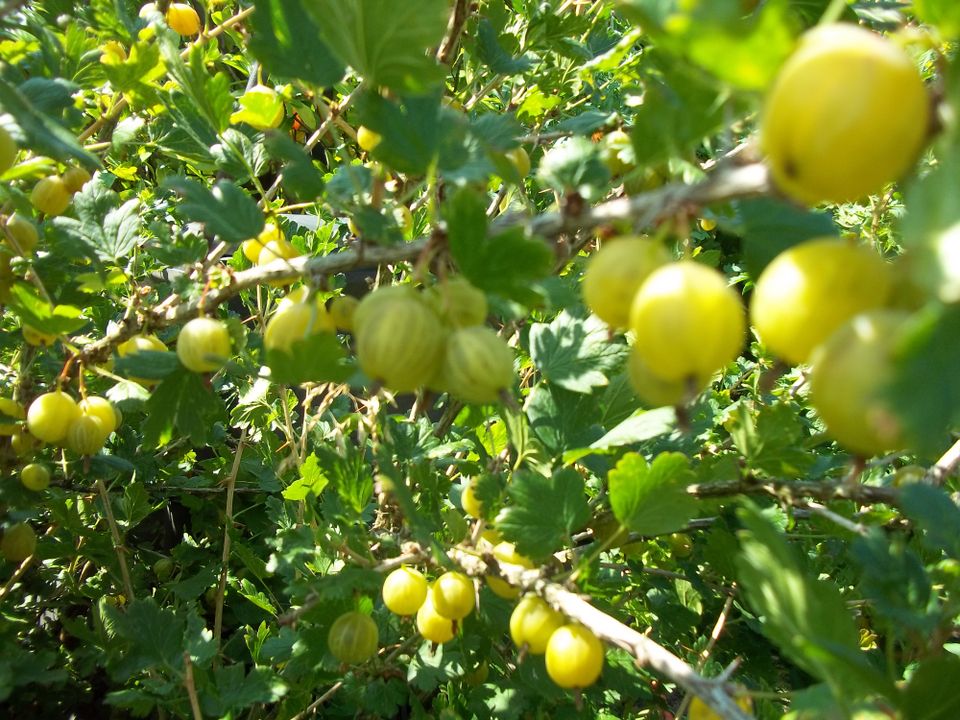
[97,478,135,601]
[72,161,771,367]
[448,547,754,720]
[926,437,960,486]
[437,0,470,64]
[802,501,869,536]
[183,651,204,720]
[0,553,36,604]
[687,474,899,508]
[214,430,248,656]
[290,681,344,720]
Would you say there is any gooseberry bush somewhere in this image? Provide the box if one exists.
[2,1,960,718]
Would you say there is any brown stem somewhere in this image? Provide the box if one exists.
[213,430,248,658]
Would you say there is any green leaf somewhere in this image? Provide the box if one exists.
[496,468,590,562]
[249,0,345,87]
[282,454,330,501]
[629,54,729,167]
[898,483,960,559]
[19,77,77,116]
[356,90,444,175]
[913,0,960,38]
[160,35,233,134]
[207,664,286,715]
[305,0,449,91]
[888,304,960,455]
[0,77,98,170]
[476,19,535,75]
[536,137,611,201]
[444,188,553,303]
[525,383,604,456]
[901,146,960,304]
[622,0,796,90]
[264,333,353,386]
[101,38,165,104]
[103,598,185,674]
[263,132,325,201]
[114,350,180,382]
[735,501,895,700]
[589,407,677,450]
[850,531,936,635]
[164,177,264,243]
[142,368,227,448]
[529,311,628,394]
[902,655,960,720]
[736,197,838,278]
[608,452,698,535]
[727,402,816,478]
[6,283,87,335]
[52,180,143,262]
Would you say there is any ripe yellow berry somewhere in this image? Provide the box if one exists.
[66,414,108,455]
[20,462,51,491]
[629,261,745,383]
[1,522,37,562]
[78,396,120,436]
[431,571,475,620]
[328,295,360,332]
[486,542,535,600]
[117,334,168,386]
[382,566,429,616]
[582,236,670,329]
[808,311,908,457]
[62,167,92,194]
[761,23,929,205]
[264,296,334,353]
[0,397,25,435]
[0,125,17,175]
[22,325,57,347]
[460,478,483,518]
[427,277,488,328]
[31,176,71,216]
[510,595,565,654]
[505,147,531,178]
[627,348,697,407]
[27,390,82,444]
[357,126,382,152]
[689,693,753,720]
[4,213,39,255]
[750,238,893,366]
[417,591,457,644]
[441,326,514,405]
[545,623,604,689]
[176,317,232,373]
[355,292,445,393]
[166,2,201,35]
[327,611,379,664]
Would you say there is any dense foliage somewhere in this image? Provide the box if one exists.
[1,1,960,719]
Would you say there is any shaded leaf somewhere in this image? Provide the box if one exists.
[0,77,98,170]
[264,333,353,386]
[305,0,449,91]
[164,177,264,243]
[496,468,590,562]
[529,311,628,394]
[142,368,227,448]
[444,187,553,303]
[249,0,345,87]
[736,501,895,699]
